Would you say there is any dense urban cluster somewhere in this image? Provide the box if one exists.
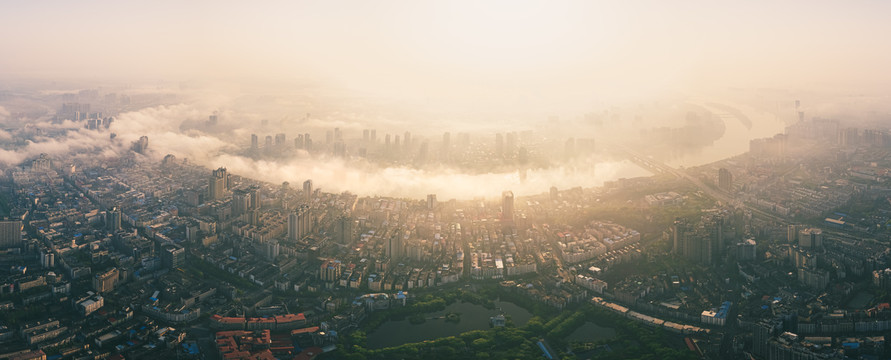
[2,94,891,360]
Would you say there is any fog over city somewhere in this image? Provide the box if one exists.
[3,1,891,199]
[5,2,891,360]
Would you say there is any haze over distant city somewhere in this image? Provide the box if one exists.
[2,0,891,199]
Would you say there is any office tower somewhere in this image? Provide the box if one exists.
[0,220,23,248]
[275,133,286,147]
[295,134,304,149]
[385,134,391,151]
[304,133,312,150]
[501,191,514,225]
[303,179,313,203]
[265,135,273,150]
[394,135,400,147]
[370,129,376,142]
[363,129,370,141]
[334,127,342,141]
[506,132,516,152]
[404,131,411,148]
[106,207,122,232]
[161,244,185,269]
[427,194,437,210]
[208,167,231,201]
[208,114,218,125]
[718,168,733,192]
[326,130,333,145]
[495,133,504,155]
[251,134,259,152]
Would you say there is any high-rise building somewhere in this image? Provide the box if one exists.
[673,214,723,265]
[251,134,259,152]
[671,219,686,255]
[737,239,757,261]
[753,321,773,357]
[248,186,260,210]
[501,191,514,225]
[386,232,404,260]
[404,131,411,148]
[335,215,353,245]
[718,168,733,192]
[0,220,23,248]
[231,189,251,216]
[275,133,286,147]
[105,207,122,232]
[303,180,313,203]
[363,129,370,141]
[161,245,185,269]
[798,228,823,249]
[319,259,342,282]
[208,167,231,201]
[131,136,149,154]
[40,250,55,268]
[426,194,437,210]
[288,205,312,241]
[304,133,312,150]
[263,241,280,262]
[787,224,799,243]
[93,267,119,293]
[288,212,299,241]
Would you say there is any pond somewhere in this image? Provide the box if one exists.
[565,321,617,343]
[366,300,532,349]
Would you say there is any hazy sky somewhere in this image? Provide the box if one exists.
[2,1,890,103]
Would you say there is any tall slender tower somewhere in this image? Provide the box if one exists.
[303,179,313,203]
[501,191,514,225]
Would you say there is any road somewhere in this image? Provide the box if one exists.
[617,146,787,224]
